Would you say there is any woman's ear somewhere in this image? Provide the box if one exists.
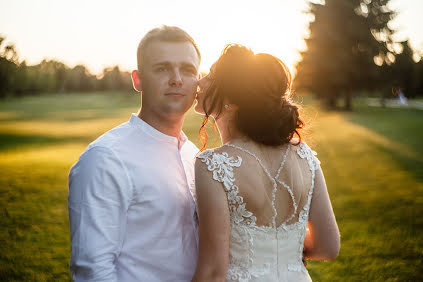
[131,70,142,92]
[224,103,239,112]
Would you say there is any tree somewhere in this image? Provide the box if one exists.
[295,0,396,110]
[0,35,134,96]
[0,36,19,98]
[99,66,132,91]
[415,59,423,97]
[64,65,97,92]
[390,41,420,98]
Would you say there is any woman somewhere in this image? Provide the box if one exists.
[192,44,340,282]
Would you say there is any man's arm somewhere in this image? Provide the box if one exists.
[68,146,132,282]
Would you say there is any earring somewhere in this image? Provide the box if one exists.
[224,104,230,109]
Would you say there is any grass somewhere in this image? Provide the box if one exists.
[304,105,423,281]
[0,92,422,281]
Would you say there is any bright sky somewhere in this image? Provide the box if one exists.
[0,0,422,75]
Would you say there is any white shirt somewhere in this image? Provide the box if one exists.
[68,114,199,282]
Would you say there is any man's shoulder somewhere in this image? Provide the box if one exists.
[89,121,132,148]
[182,139,199,159]
[74,120,138,166]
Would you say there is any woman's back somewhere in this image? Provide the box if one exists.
[197,140,321,281]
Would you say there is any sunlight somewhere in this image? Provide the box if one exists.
[0,0,312,75]
[1,0,422,76]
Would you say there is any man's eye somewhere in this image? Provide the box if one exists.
[183,68,196,75]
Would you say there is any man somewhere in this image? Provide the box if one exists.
[68,26,201,281]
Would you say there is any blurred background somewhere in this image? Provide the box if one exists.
[0,0,422,281]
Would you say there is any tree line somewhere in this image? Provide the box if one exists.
[295,0,423,110]
[2,1,423,109]
[0,36,133,99]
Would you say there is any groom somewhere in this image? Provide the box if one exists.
[68,26,201,281]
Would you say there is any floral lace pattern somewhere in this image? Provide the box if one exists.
[197,142,320,281]
[198,150,257,226]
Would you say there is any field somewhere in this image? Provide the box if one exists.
[0,92,422,281]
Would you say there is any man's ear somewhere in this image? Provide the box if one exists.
[131,70,142,92]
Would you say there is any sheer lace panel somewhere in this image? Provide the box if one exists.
[197,142,321,280]
[197,142,319,229]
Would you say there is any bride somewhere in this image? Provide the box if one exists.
[191,44,340,282]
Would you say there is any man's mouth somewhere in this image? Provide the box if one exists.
[165,92,185,97]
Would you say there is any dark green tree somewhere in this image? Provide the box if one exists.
[0,35,134,96]
[64,65,97,92]
[415,59,423,96]
[390,41,420,98]
[99,65,132,91]
[295,0,396,110]
[0,36,19,98]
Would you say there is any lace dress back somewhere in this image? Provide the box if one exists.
[197,141,320,282]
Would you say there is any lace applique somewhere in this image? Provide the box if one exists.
[197,150,257,226]
[227,262,271,282]
[296,143,320,171]
[227,226,271,282]
[293,142,320,268]
[198,149,265,280]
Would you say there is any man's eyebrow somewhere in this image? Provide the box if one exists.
[152,62,172,67]
[152,61,197,68]
[180,62,197,68]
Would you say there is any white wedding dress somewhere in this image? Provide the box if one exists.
[197,141,321,282]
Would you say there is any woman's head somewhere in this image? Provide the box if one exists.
[197,44,304,149]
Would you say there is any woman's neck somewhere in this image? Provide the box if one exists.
[215,114,244,145]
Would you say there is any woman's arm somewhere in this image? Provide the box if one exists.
[304,166,340,261]
[191,159,230,282]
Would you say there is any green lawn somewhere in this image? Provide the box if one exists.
[0,92,422,281]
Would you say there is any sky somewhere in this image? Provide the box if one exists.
[0,0,422,75]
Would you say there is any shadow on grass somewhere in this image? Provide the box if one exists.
[345,106,423,155]
[0,133,92,151]
[0,92,139,123]
[377,142,423,182]
[345,106,423,182]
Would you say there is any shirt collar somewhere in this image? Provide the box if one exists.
[130,113,188,147]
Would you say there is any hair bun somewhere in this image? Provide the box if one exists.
[235,96,302,146]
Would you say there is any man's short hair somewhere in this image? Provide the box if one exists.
[137,25,201,72]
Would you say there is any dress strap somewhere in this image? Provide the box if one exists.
[296,142,320,217]
[224,143,289,182]
[223,143,296,228]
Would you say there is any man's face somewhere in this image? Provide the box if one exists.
[138,41,200,120]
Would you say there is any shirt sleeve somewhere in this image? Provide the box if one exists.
[68,146,132,282]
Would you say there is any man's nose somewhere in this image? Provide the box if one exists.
[169,69,183,87]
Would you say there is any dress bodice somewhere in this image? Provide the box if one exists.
[197,142,320,282]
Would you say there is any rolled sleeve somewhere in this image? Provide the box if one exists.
[68,146,132,282]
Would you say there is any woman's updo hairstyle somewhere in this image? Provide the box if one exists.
[200,44,304,149]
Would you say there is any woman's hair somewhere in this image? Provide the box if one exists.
[199,44,304,150]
